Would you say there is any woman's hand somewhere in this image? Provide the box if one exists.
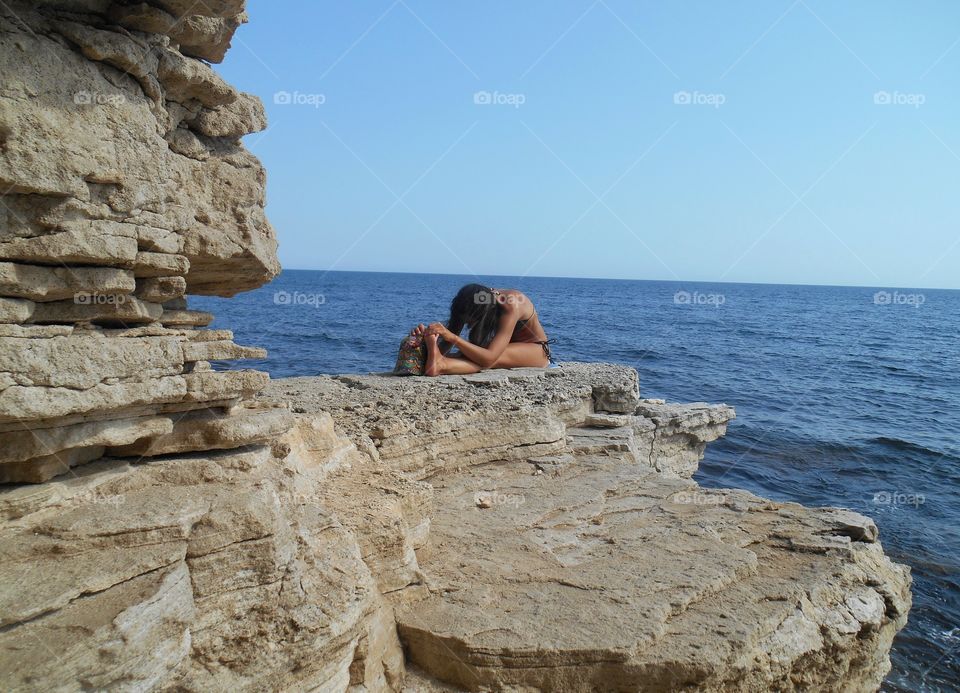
[427,322,455,342]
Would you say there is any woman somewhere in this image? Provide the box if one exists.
[411,283,551,376]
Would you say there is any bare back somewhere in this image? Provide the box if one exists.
[494,289,547,344]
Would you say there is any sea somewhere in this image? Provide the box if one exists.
[193,269,960,691]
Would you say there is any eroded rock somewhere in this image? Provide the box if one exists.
[0,446,405,691]
[264,364,910,692]
[0,2,280,295]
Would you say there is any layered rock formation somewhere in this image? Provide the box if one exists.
[0,0,283,485]
[1,2,381,687]
[1,347,912,690]
[0,2,911,691]
[267,366,911,692]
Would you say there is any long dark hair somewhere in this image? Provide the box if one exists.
[442,283,500,353]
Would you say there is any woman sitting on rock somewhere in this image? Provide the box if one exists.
[412,283,551,376]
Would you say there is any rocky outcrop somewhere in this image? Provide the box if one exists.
[0,1,278,296]
[265,365,911,692]
[0,3,392,686]
[0,0,283,485]
[0,355,911,690]
[0,2,403,689]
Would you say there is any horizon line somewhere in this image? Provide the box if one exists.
[275,266,960,294]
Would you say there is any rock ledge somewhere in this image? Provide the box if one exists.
[263,363,911,692]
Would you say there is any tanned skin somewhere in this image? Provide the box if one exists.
[408,289,549,377]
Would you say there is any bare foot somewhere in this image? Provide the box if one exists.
[424,333,441,376]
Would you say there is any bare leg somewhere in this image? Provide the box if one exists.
[425,336,547,376]
[425,333,483,376]
[490,342,549,369]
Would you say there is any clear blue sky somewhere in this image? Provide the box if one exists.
[219,1,960,289]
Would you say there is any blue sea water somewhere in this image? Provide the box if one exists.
[193,270,960,691]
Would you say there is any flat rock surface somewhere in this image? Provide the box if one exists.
[397,456,910,691]
[263,363,644,478]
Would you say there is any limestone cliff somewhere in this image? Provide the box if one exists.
[0,0,283,487]
[0,2,910,691]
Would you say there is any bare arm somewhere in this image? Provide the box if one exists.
[428,308,518,368]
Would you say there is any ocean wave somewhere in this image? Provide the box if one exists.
[869,437,943,457]
[882,364,912,373]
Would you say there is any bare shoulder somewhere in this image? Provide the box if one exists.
[497,289,529,314]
